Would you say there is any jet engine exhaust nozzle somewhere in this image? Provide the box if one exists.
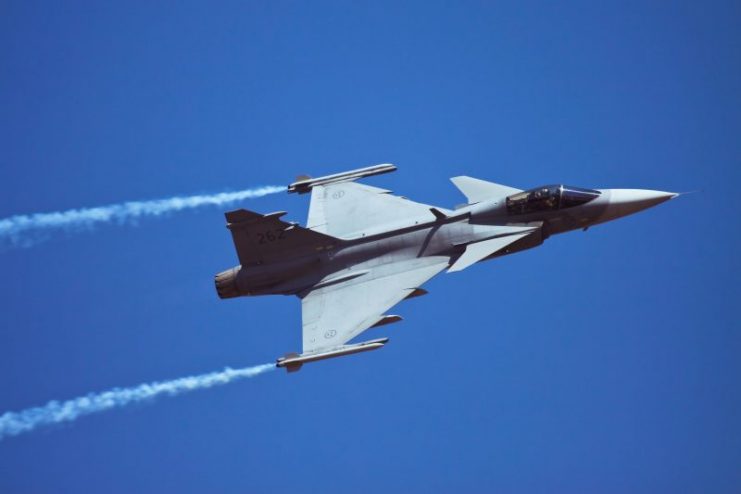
[214,267,241,299]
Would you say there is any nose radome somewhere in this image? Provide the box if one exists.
[610,189,678,206]
[597,189,678,223]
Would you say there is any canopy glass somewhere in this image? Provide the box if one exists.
[506,185,601,215]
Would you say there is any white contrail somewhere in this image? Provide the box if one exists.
[0,185,285,247]
[0,363,276,441]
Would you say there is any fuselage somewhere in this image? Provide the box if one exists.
[219,185,676,298]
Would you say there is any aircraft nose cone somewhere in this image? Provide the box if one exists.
[598,189,678,223]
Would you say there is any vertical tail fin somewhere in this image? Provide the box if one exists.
[225,209,339,267]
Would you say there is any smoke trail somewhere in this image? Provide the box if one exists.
[0,185,284,247]
[0,363,276,441]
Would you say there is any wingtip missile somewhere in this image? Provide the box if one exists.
[276,337,390,372]
[287,164,397,194]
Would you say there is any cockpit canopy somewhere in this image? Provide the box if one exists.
[506,185,601,215]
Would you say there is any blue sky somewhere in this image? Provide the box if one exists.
[1,1,739,492]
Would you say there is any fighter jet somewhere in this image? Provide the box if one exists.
[214,164,677,372]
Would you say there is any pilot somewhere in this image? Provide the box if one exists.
[545,188,559,209]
